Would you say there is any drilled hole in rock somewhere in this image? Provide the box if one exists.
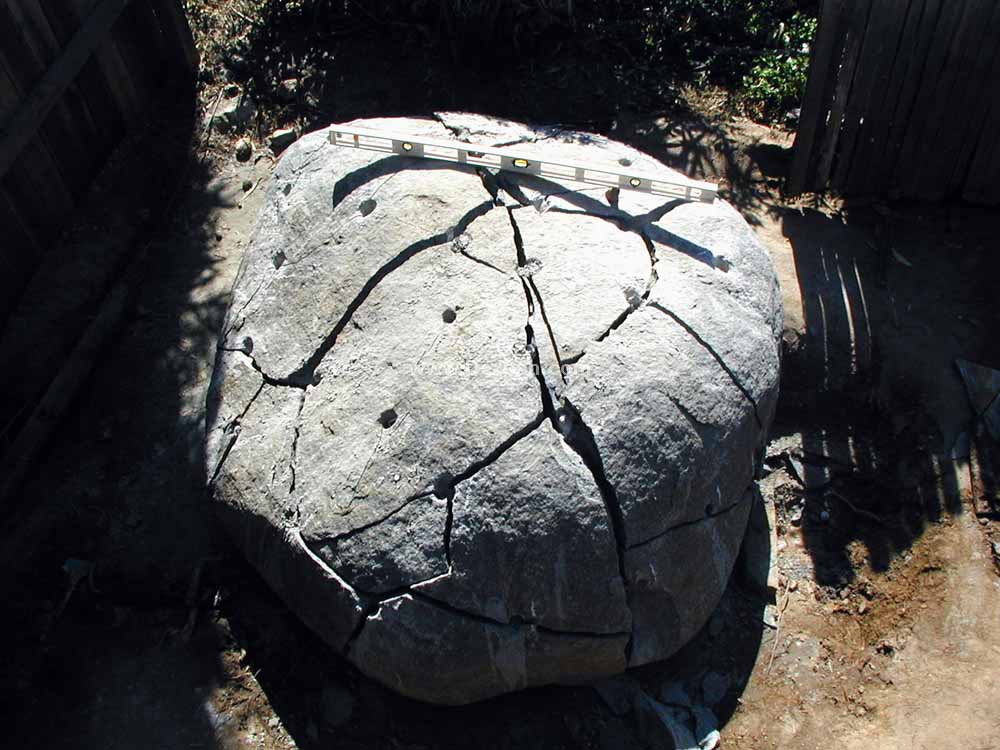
[378,408,397,429]
[282,183,291,195]
[442,307,457,324]
[242,336,254,354]
[433,472,455,500]
[359,198,377,216]
[619,157,633,166]
[272,251,286,269]
[705,503,715,516]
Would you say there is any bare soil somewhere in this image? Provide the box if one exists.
[3,6,1000,749]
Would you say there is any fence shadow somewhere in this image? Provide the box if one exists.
[771,201,995,590]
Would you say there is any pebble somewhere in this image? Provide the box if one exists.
[278,78,299,101]
[235,138,252,162]
[269,127,298,153]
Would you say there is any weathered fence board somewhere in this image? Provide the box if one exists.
[845,0,925,195]
[0,0,197,323]
[790,0,1000,203]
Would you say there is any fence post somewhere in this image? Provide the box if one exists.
[148,0,199,77]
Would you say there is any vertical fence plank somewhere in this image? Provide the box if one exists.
[910,0,996,198]
[934,1,1000,197]
[106,0,161,113]
[147,0,199,76]
[954,8,1000,199]
[892,0,968,196]
[832,0,910,193]
[847,0,926,195]
[878,0,943,194]
[812,0,872,191]
[962,93,1000,202]
[0,186,41,322]
[788,0,847,194]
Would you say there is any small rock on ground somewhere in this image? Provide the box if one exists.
[269,128,298,153]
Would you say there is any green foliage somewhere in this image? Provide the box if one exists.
[740,12,817,120]
[188,0,818,125]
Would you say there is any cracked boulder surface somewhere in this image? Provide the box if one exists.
[205,114,782,704]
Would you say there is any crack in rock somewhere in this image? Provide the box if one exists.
[625,483,755,552]
[507,208,566,383]
[304,414,547,602]
[647,301,762,428]
[561,230,661,370]
[503,205,635,659]
[208,377,265,485]
[554,397,632,655]
[348,588,630,655]
[286,395,306,493]
[437,413,547,563]
[287,389,307,522]
[450,229,509,276]
[265,200,496,387]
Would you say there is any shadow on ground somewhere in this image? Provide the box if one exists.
[768,200,1000,590]
[0,80,234,749]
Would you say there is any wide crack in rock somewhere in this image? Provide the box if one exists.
[504,208,635,650]
[558,297,765,550]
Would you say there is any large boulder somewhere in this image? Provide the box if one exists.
[206,114,782,704]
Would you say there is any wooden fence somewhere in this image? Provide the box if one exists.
[788,0,1000,203]
[0,0,197,322]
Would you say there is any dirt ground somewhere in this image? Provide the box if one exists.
[3,10,1000,749]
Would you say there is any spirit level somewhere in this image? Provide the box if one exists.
[327,125,717,203]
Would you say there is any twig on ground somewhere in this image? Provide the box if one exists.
[200,89,226,154]
[766,579,791,674]
[826,489,886,525]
